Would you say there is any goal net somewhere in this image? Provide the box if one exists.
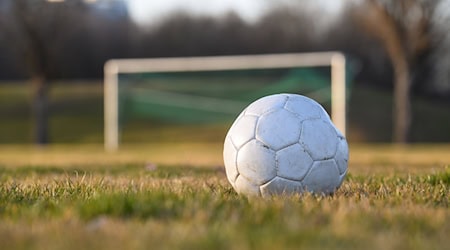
[104,52,349,151]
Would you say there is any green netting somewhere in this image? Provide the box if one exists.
[118,67,352,124]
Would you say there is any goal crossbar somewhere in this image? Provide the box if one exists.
[104,52,347,151]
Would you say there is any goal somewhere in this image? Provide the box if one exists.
[104,52,347,151]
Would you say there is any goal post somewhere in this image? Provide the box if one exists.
[104,52,347,151]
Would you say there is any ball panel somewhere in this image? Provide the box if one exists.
[229,115,258,149]
[302,160,340,194]
[235,175,261,197]
[334,125,345,139]
[318,105,332,121]
[276,143,312,181]
[245,94,288,116]
[334,137,349,175]
[300,119,338,160]
[237,139,277,185]
[338,169,348,186]
[256,109,302,151]
[283,94,324,120]
[229,108,246,128]
[260,177,304,198]
[223,136,239,184]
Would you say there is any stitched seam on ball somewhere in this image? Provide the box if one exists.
[282,94,290,108]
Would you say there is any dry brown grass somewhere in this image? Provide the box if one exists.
[0,144,448,250]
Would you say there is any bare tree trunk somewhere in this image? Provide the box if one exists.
[393,62,411,143]
[353,1,412,144]
[31,75,49,145]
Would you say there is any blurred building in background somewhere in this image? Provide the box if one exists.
[90,0,129,19]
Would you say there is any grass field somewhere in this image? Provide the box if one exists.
[0,144,449,250]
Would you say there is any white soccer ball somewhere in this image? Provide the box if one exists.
[223,93,348,197]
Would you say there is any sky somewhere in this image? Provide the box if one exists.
[126,0,345,26]
[127,0,268,24]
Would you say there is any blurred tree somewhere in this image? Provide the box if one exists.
[353,0,436,143]
[428,0,450,96]
[253,8,314,53]
[11,0,55,144]
[0,0,134,144]
[4,0,89,145]
[137,12,253,57]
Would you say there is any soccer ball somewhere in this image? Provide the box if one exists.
[223,93,348,197]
